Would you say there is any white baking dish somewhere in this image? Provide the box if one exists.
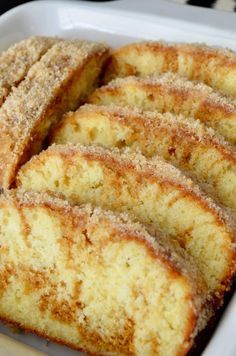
[0,1,235,355]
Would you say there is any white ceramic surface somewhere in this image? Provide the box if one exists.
[0,1,235,355]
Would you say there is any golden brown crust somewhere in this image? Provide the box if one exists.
[52,144,234,229]
[0,313,194,356]
[0,190,208,355]
[102,41,236,98]
[0,315,91,355]
[60,104,236,162]
[0,40,109,189]
[0,190,208,286]
[88,74,236,144]
[0,189,206,292]
[17,144,236,302]
[50,104,236,213]
[0,36,59,106]
[0,312,196,356]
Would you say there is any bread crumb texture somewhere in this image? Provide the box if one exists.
[17,144,236,301]
[0,39,109,189]
[103,41,236,98]
[1,37,236,356]
[88,73,236,144]
[51,104,236,213]
[0,36,59,106]
[0,190,208,356]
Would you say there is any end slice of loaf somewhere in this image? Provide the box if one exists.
[0,190,208,356]
[0,40,109,189]
[17,144,236,302]
[51,104,236,213]
[102,41,236,98]
[0,36,59,106]
[88,73,236,144]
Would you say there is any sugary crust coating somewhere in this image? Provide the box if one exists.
[88,73,236,144]
[51,104,236,212]
[0,36,59,106]
[17,144,236,301]
[103,41,236,98]
[0,40,109,189]
[23,143,234,227]
[0,190,209,355]
[57,103,236,154]
[0,189,204,285]
[1,38,236,354]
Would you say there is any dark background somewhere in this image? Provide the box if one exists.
[2,0,236,16]
[1,0,236,16]
[0,1,37,15]
[0,0,113,16]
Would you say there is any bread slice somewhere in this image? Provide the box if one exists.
[0,36,59,106]
[88,73,236,144]
[0,40,109,189]
[17,144,236,302]
[0,190,208,356]
[50,104,236,213]
[103,41,236,98]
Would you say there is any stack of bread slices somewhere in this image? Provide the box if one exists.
[0,37,235,356]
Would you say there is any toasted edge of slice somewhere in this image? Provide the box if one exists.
[88,73,236,144]
[17,144,236,302]
[0,190,208,356]
[50,104,236,213]
[102,41,236,98]
[0,36,60,106]
[0,40,109,189]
